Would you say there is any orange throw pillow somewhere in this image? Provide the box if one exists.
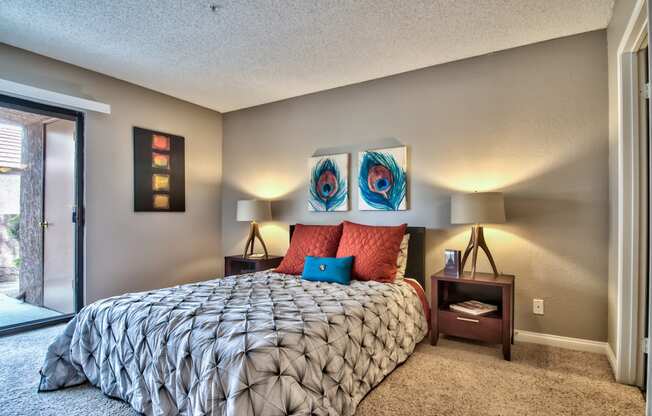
[336,221,407,282]
[275,224,343,275]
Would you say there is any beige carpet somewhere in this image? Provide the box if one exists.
[357,337,644,416]
[0,325,645,415]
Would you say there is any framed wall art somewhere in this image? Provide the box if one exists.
[307,153,349,212]
[358,146,407,211]
[133,127,185,212]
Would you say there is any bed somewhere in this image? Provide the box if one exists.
[38,226,428,415]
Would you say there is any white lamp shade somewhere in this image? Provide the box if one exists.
[451,192,505,225]
[237,199,272,222]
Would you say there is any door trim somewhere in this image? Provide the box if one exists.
[638,43,650,390]
[0,314,74,337]
[0,78,110,114]
[74,110,84,313]
[615,0,649,385]
[0,93,84,337]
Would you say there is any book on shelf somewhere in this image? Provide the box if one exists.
[450,300,498,316]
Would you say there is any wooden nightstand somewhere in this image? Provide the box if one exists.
[224,255,283,276]
[430,270,515,360]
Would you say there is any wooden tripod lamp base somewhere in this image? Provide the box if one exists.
[461,225,499,276]
[237,199,272,259]
[451,192,505,277]
[243,221,269,259]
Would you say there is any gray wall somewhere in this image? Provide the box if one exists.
[0,43,223,304]
[222,31,609,341]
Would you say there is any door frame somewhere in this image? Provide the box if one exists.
[647,2,652,413]
[614,0,649,385]
[0,93,84,336]
[638,41,650,391]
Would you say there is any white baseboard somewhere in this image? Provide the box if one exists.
[515,329,608,355]
[606,343,618,375]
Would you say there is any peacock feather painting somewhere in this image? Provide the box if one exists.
[358,146,407,211]
[308,153,349,211]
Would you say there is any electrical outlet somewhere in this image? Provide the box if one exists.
[533,299,544,315]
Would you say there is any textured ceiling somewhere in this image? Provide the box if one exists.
[0,0,614,113]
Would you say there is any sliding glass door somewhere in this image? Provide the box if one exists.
[0,94,84,336]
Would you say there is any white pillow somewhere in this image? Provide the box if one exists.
[394,233,410,281]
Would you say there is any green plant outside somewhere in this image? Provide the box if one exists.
[6,214,21,270]
[7,214,19,240]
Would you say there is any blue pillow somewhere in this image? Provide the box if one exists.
[302,256,353,285]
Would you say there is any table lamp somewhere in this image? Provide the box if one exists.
[237,199,272,259]
[451,192,505,276]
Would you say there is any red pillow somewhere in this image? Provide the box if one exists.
[275,224,343,275]
[336,221,407,282]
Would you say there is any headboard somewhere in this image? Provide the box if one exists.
[289,225,426,288]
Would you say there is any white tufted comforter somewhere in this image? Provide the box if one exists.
[38,270,427,415]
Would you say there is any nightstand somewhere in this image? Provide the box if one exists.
[224,255,283,276]
[430,270,515,360]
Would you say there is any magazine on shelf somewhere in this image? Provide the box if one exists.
[450,300,498,316]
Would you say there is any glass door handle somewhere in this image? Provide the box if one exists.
[39,221,50,229]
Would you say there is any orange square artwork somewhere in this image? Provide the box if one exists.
[152,152,170,169]
[152,134,170,151]
[134,127,184,212]
[152,194,170,210]
[152,174,170,192]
